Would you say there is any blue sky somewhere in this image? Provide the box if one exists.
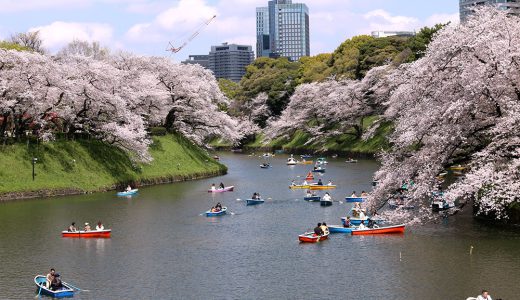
[0,0,459,61]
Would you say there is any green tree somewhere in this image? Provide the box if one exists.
[238,57,300,116]
[218,78,240,100]
[0,41,31,51]
[297,53,332,84]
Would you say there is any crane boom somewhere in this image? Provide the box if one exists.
[167,15,217,53]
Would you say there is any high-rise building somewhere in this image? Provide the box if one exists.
[256,0,310,61]
[208,43,254,82]
[181,55,210,69]
[460,0,520,21]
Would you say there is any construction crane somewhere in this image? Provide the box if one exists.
[167,15,217,53]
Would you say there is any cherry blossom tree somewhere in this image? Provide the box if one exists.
[369,8,520,220]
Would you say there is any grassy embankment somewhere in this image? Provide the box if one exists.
[0,134,225,198]
[214,116,392,155]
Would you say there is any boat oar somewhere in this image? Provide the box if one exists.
[35,284,42,298]
[65,282,89,292]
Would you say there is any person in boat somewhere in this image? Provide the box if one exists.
[306,190,312,197]
[45,268,56,288]
[219,182,225,189]
[327,180,333,186]
[215,202,222,210]
[125,185,132,192]
[476,290,492,300]
[358,221,366,229]
[314,223,324,236]
[323,192,332,202]
[251,192,259,200]
[302,180,308,186]
[367,218,376,228]
[360,191,368,197]
[50,273,63,291]
[211,183,216,191]
[343,217,351,228]
[291,180,296,186]
[96,221,104,231]
[359,209,366,220]
[84,222,91,231]
[317,179,323,186]
[68,222,77,232]
[210,207,216,212]
[351,191,358,197]
[320,222,330,235]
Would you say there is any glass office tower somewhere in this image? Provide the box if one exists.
[256,0,310,61]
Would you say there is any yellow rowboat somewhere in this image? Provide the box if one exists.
[309,185,337,190]
[297,160,313,165]
[289,185,337,190]
[449,165,465,171]
[289,185,311,189]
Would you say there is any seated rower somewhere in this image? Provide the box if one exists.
[125,185,132,192]
[84,222,91,231]
[322,192,332,202]
[306,190,312,197]
[313,223,324,236]
[50,273,63,291]
[317,179,323,186]
[251,192,258,200]
[96,221,104,231]
[351,191,358,197]
[211,183,216,191]
[367,218,376,228]
[67,222,77,232]
[320,222,330,235]
[343,217,351,228]
[327,180,333,186]
[45,268,56,288]
[360,191,368,197]
[219,182,225,189]
[291,180,296,186]
[215,202,222,210]
[358,221,366,229]
[302,180,308,185]
[210,207,216,212]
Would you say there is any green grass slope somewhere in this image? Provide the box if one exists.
[0,134,225,195]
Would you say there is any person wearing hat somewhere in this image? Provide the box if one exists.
[84,222,91,231]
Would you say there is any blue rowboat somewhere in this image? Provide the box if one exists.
[34,275,74,298]
[205,207,227,217]
[303,196,321,202]
[117,189,138,196]
[345,197,366,203]
[328,225,354,233]
[311,168,326,173]
[246,198,265,206]
[320,199,333,206]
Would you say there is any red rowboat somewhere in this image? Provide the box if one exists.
[61,229,111,238]
[298,232,329,243]
[351,224,405,235]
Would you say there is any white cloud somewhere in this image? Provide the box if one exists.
[126,0,217,43]
[362,9,420,32]
[30,22,114,52]
[425,13,460,27]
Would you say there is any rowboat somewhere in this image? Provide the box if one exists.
[328,225,354,233]
[287,155,297,165]
[298,232,329,243]
[297,160,313,165]
[351,224,405,235]
[388,200,415,210]
[300,154,313,159]
[34,275,74,298]
[208,186,235,193]
[260,164,271,169]
[449,165,465,171]
[311,168,326,173]
[342,217,368,226]
[309,185,336,190]
[61,229,111,238]
[320,199,333,206]
[246,198,265,205]
[345,159,358,163]
[316,158,328,164]
[345,197,366,203]
[289,185,310,189]
[431,201,455,211]
[205,207,227,217]
[117,189,138,196]
[213,155,220,160]
[303,196,321,202]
